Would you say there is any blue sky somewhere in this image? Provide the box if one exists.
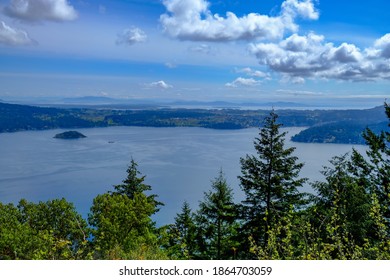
[0,0,389,106]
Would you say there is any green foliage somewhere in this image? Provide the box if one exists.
[17,198,89,247]
[112,158,163,214]
[0,102,101,133]
[249,207,295,260]
[2,101,388,145]
[0,202,41,260]
[246,104,389,260]
[1,104,390,260]
[239,110,307,252]
[343,101,390,257]
[88,192,157,258]
[363,193,390,259]
[165,201,198,259]
[361,102,390,221]
[291,121,387,144]
[89,158,166,259]
[196,170,239,260]
[312,154,372,246]
[0,199,90,260]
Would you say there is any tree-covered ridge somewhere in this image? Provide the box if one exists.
[0,103,389,260]
[0,102,103,132]
[291,121,388,144]
[0,101,387,144]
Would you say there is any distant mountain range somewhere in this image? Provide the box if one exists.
[62,96,119,104]
[59,96,312,108]
[2,95,382,110]
[0,101,387,144]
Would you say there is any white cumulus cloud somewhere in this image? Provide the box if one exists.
[225,77,261,88]
[249,32,390,82]
[116,27,147,45]
[160,0,318,42]
[147,80,173,89]
[236,67,270,79]
[372,33,390,59]
[0,20,34,46]
[4,0,78,22]
[281,0,319,20]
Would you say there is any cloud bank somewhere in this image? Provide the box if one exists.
[0,21,34,46]
[249,32,390,82]
[4,0,78,22]
[160,0,318,42]
[160,0,390,83]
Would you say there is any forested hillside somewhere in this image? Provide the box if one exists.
[0,102,102,132]
[291,121,388,144]
[1,103,389,260]
[0,102,387,144]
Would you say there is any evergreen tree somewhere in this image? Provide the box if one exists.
[350,102,390,232]
[112,158,163,214]
[238,110,307,253]
[89,158,165,259]
[196,170,239,259]
[166,201,198,259]
[363,102,389,219]
[311,154,372,253]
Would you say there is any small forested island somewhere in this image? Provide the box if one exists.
[54,131,86,139]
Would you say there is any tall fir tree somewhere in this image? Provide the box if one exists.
[238,110,307,253]
[112,158,163,214]
[89,158,165,259]
[196,170,239,259]
[167,201,198,259]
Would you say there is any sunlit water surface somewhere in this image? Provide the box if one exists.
[0,126,367,225]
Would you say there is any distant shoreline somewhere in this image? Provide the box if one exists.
[0,101,386,144]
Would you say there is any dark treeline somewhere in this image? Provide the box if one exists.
[0,101,387,144]
[0,103,389,260]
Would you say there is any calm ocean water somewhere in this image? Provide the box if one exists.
[0,126,367,225]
